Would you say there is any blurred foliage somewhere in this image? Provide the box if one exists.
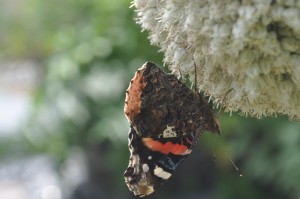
[1,0,162,153]
[1,0,300,198]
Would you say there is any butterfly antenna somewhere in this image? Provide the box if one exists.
[194,61,198,92]
[211,133,217,161]
[178,68,183,82]
[216,138,243,177]
[225,148,243,177]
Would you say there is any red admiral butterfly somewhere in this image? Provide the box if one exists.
[124,62,219,197]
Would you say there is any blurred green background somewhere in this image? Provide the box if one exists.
[0,0,299,199]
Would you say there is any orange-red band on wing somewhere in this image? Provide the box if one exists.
[142,138,189,155]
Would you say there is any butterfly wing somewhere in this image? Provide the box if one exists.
[124,127,196,196]
[124,62,219,196]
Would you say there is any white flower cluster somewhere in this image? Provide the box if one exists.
[133,0,300,119]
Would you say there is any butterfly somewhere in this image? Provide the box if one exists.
[124,62,219,197]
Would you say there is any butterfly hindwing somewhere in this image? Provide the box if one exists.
[124,127,196,196]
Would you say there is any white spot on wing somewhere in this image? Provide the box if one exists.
[142,164,149,172]
[154,166,172,180]
[162,125,176,138]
